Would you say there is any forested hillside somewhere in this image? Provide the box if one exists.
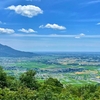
[0,66,100,100]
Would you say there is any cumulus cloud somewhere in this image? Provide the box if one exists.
[6,5,43,18]
[18,28,37,33]
[97,22,100,25]
[0,28,15,34]
[80,33,85,36]
[39,23,66,30]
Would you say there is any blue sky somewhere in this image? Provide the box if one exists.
[0,0,100,52]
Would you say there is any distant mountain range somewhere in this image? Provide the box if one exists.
[0,44,36,57]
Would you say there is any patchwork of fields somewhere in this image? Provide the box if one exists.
[0,52,100,85]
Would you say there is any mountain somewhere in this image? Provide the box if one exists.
[0,44,36,57]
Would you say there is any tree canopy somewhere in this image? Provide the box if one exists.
[0,67,100,100]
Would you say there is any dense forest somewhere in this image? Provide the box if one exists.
[0,66,100,100]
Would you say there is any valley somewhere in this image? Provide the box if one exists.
[0,52,100,85]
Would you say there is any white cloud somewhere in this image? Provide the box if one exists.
[39,25,44,28]
[80,33,85,36]
[75,36,80,39]
[0,28,15,34]
[50,34,58,36]
[6,5,43,18]
[12,34,76,37]
[39,23,66,30]
[97,22,100,25]
[18,28,37,33]
[11,34,100,38]
[75,33,85,39]
[0,21,6,24]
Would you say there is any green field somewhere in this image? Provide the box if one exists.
[0,52,100,85]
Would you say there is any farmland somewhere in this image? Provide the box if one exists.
[0,52,100,85]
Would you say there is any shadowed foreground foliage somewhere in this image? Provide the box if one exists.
[0,66,100,100]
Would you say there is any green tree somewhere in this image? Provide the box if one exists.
[19,70,39,90]
[6,76,19,91]
[44,77,63,88]
[0,66,7,88]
